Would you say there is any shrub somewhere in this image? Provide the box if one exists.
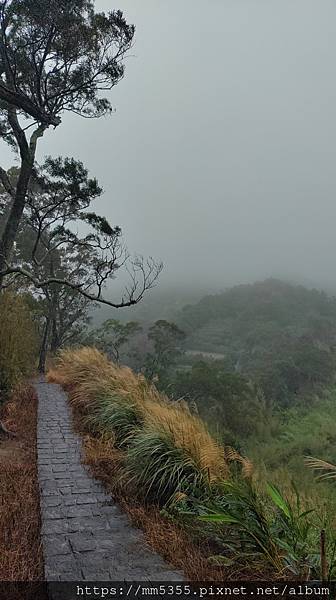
[198,480,283,573]
[0,292,38,402]
[195,480,334,578]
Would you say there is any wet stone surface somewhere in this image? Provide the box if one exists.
[35,380,184,583]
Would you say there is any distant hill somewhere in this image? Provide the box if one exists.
[90,285,212,327]
[177,279,336,407]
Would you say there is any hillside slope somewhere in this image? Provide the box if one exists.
[177,279,336,408]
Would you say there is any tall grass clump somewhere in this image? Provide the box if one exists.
[125,428,208,504]
[123,402,228,504]
[0,292,38,403]
[48,347,229,504]
[48,347,155,411]
[126,399,230,502]
[87,394,143,447]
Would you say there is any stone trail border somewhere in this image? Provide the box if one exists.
[34,379,184,584]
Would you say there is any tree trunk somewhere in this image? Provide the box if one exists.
[0,158,33,287]
[49,261,59,354]
[0,117,45,288]
[38,317,51,374]
[50,317,59,354]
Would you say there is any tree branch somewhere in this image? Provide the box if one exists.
[0,259,163,309]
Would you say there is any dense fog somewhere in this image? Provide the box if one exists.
[2,0,336,293]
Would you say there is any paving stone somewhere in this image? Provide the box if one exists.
[81,569,112,581]
[71,487,94,495]
[62,497,78,507]
[106,515,130,529]
[92,505,122,518]
[41,488,62,498]
[52,465,69,473]
[53,473,72,481]
[44,568,61,581]
[43,536,72,557]
[44,508,63,520]
[63,505,93,518]
[69,536,97,553]
[48,554,79,573]
[59,487,73,496]
[42,480,62,490]
[75,495,100,505]
[95,538,124,552]
[35,379,184,583]
[42,519,70,535]
[41,496,63,508]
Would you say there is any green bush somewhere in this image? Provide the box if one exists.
[171,361,269,443]
[189,480,335,579]
[248,393,336,472]
[0,292,38,402]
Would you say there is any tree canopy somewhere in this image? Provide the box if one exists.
[0,0,134,128]
[0,0,137,290]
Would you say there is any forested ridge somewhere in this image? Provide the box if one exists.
[178,278,336,407]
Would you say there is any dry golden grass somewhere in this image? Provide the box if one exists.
[225,446,254,479]
[305,456,336,480]
[0,386,46,594]
[48,347,155,419]
[49,347,231,482]
[142,400,228,481]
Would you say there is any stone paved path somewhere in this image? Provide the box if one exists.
[35,379,184,583]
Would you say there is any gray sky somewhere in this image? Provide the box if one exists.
[3,0,336,292]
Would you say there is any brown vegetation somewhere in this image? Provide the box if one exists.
[0,385,46,596]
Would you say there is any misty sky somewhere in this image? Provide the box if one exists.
[3,0,336,292]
